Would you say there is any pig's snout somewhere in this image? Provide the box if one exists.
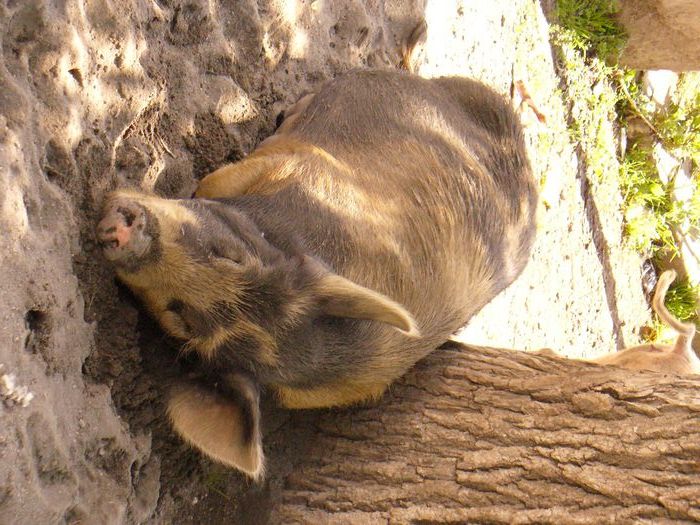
[97,199,151,263]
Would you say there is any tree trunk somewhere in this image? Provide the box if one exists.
[260,343,700,524]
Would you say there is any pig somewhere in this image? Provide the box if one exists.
[96,66,537,478]
[536,270,700,375]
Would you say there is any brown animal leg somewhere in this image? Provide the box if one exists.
[195,154,279,199]
[196,93,316,199]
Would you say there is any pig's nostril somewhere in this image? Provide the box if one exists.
[117,206,136,227]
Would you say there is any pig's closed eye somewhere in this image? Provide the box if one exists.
[210,240,244,264]
[163,299,194,339]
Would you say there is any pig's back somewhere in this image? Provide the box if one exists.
[280,70,536,337]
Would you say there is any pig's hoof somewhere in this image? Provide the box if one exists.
[96,199,151,262]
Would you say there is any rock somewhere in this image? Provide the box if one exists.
[619,0,700,71]
[642,70,678,108]
[653,141,682,185]
[670,162,700,287]
[653,153,700,311]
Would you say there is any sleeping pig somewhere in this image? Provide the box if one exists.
[96,70,537,479]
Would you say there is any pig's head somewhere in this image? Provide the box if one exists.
[96,190,419,352]
[95,189,419,477]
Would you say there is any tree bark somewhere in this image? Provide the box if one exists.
[262,343,700,524]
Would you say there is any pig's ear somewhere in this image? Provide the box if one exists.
[315,272,420,337]
[167,374,264,480]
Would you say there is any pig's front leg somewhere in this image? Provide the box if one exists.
[196,93,316,200]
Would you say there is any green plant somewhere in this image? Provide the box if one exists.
[555,0,626,61]
[616,72,700,169]
[655,91,700,167]
[614,69,657,130]
[615,69,641,115]
[619,146,663,209]
[664,278,700,323]
[619,144,676,252]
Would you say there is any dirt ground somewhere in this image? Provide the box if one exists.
[0,0,650,523]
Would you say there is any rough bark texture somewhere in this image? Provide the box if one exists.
[261,343,700,524]
[618,0,700,70]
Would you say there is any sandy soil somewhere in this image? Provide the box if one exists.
[0,0,649,523]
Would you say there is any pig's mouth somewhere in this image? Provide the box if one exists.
[96,198,153,263]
